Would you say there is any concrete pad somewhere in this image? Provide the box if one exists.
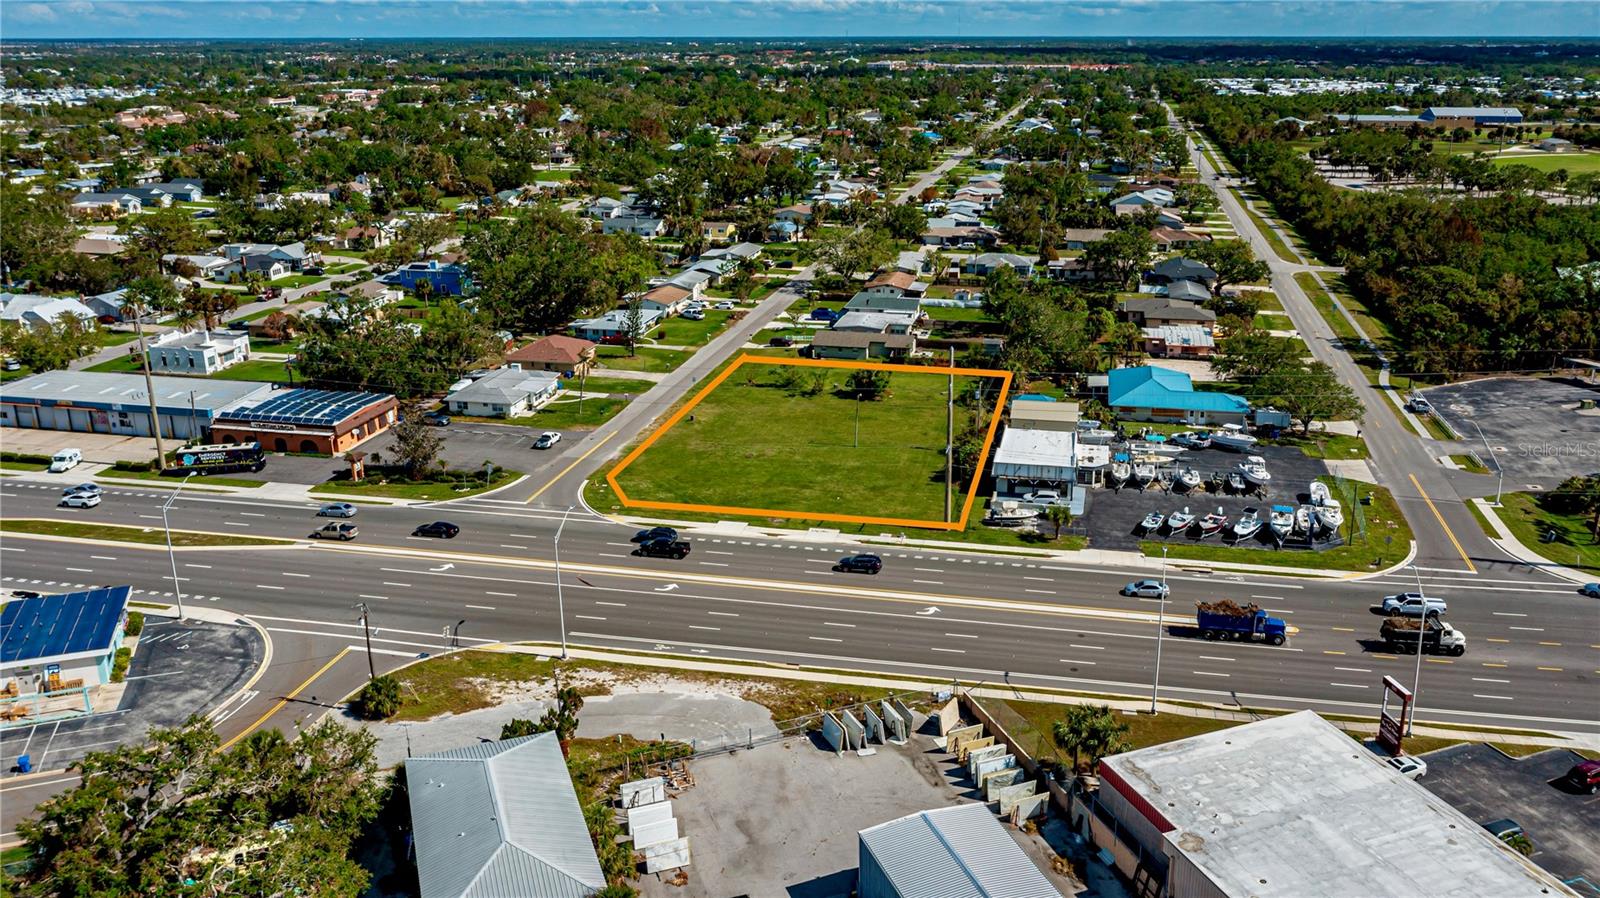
[575,692,778,748]
[0,428,160,465]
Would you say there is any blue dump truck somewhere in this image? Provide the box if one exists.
[1194,600,1288,645]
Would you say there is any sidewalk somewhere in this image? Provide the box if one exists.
[1470,497,1593,585]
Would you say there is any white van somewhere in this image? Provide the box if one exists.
[48,448,83,473]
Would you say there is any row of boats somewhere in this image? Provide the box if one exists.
[1141,482,1345,542]
[1109,454,1274,491]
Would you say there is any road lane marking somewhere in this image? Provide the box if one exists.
[1486,638,1509,643]
[688,625,720,631]
[1409,473,1475,573]
[219,647,351,752]
[1494,612,1528,617]
[283,572,310,578]
[575,615,606,621]
[1251,595,1285,600]
[1199,655,1235,662]
[1481,662,1507,668]
[1193,671,1230,678]
[1069,644,1104,651]
[1058,659,1097,665]
[913,579,943,585]
[527,430,617,503]
[1334,667,1371,673]
[358,594,388,601]
[486,591,516,597]
[1323,650,1346,656]
[223,522,250,528]
[65,567,92,573]
[255,585,285,590]
[929,647,966,654]
[1426,659,1453,664]
[1539,641,1562,646]
[465,604,496,611]
[707,611,739,617]
[1023,576,1051,582]
[89,555,117,561]
[185,563,212,569]
[594,601,627,607]
[823,622,855,628]
[1331,626,1354,632]
[944,633,979,639]
[707,551,735,556]
[1024,588,1055,595]
[1537,667,1563,672]
[1330,682,1369,689]
[1508,626,1544,632]
[500,544,528,550]
[1472,678,1510,684]
[810,636,843,642]
[1473,694,1515,701]
[382,582,411,588]
[240,512,265,517]
[697,562,729,567]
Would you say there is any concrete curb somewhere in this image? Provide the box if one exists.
[422,472,531,508]
[1471,497,1593,586]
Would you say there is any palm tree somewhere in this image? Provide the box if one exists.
[1042,505,1073,539]
[1051,705,1131,773]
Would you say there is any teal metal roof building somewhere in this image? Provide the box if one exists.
[1107,366,1250,425]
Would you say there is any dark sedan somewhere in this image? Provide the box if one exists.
[413,521,461,539]
[834,554,882,574]
[631,526,678,543]
[634,537,691,559]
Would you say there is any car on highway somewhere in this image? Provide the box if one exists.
[834,554,882,575]
[318,502,358,518]
[48,448,83,473]
[632,526,678,543]
[1386,755,1427,780]
[634,537,691,559]
[312,522,359,541]
[1563,760,1600,794]
[62,483,102,498]
[413,521,460,539]
[1121,579,1169,599]
[534,431,561,450]
[423,411,451,426]
[1581,583,1600,598]
[1378,592,1447,618]
[59,492,101,509]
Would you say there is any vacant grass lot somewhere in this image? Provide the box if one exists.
[1,518,289,547]
[594,346,690,373]
[1492,492,1600,573]
[559,376,654,395]
[649,310,733,346]
[614,363,1001,524]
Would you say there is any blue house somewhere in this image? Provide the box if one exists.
[0,586,130,694]
[1107,366,1250,425]
[389,260,469,296]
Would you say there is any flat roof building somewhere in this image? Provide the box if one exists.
[0,371,271,442]
[1,587,131,694]
[146,328,252,375]
[1085,711,1572,898]
[211,387,396,456]
[858,802,1059,898]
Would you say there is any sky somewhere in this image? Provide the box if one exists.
[3,0,1598,40]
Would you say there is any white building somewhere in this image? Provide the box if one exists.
[146,328,252,375]
[990,426,1105,514]
[442,368,560,418]
[0,293,97,328]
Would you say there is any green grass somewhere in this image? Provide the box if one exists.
[1270,433,1370,460]
[249,337,301,353]
[1,518,289,547]
[1450,454,1490,475]
[452,398,628,431]
[86,353,146,374]
[1231,189,1299,263]
[209,359,296,383]
[1464,498,1499,539]
[0,459,48,472]
[1490,492,1600,573]
[921,304,993,323]
[1417,412,1456,441]
[1489,151,1600,174]
[1142,477,1412,572]
[94,330,139,347]
[614,365,999,523]
[648,310,733,346]
[268,274,326,289]
[94,468,266,488]
[559,376,654,395]
[593,346,691,373]
[310,469,521,501]
[228,307,279,325]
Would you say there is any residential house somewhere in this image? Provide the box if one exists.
[943,199,986,218]
[162,254,234,280]
[702,243,763,264]
[388,261,469,296]
[963,252,1034,278]
[701,221,738,244]
[0,294,97,328]
[637,285,694,316]
[1110,188,1175,216]
[1060,228,1111,250]
[1107,365,1249,425]
[1118,296,1217,333]
[69,193,141,216]
[60,177,103,193]
[927,212,983,229]
[833,310,917,335]
[83,288,129,321]
[1141,324,1216,359]
[1146,257,1218,290]
[861,270,925,298]
[808,330,915,361]
[146,328,252,375]
[845,293,921,315]
[442,368,560,418]
[223,242,310,273]
[343,282,404,306]
[774,203,813,223]
[121,186,173,208]
[333,225,392,250]
[72,236,128,258]
[129,181,203,203]
[665,268,715,295]
[570,308,664,342]
[921,226,1001,248]
[286,190,333,206]
[253,193,285,211]
[602,216,667,239]
[895,249,929,276]
[587,197,629,219]
[1156,279,1213,303]
[1046,257,1099,283]
[1013,117,1057,133]
[1149,226,1209,254]
[505,334,597,375]
[493,188,526,207]
[767,219,803,242]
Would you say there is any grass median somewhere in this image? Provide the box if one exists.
[311,468,521,501]
[1490,492,1600,573]
[1,518,292,547]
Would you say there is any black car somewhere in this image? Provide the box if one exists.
[634,537,691,559]
[422,411,451,426]
[303,266,325,276]
[413,521,460,539]
[631,526,678,543]
[768,335,795,347]
[835,554,882,574]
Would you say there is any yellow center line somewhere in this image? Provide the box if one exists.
[1426,658,1453,664]
[1408,474,1475,573]
[1323,650,1346,655]
[1481,662,1508,668]
[218,647,351,752]
[1537,667,1564,672]
[526,430,618,504]
[1486,638,1510,643]
[1371,654,1399,660]
[1538,641,1562,647]
[1331,626,1355,632]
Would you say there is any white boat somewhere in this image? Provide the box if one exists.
[1168,506,1196,531]
[1238,456,1272,486]
[1232,507,1263,541]
[1268,505,1295,540]
[1196,509,1228,538]
[1177,467,1203,491]
[1140,511,1167,532]
[1077,420,1116,444]
[1226,471,1247,493]
[985,501,1039,527]
[1316,498,1344,531]
[1133,462,1156,485]
[1295,505,1315,535]
[1211,423,1259,452]
[1109,461,1132,484]
[1309,481,1331,506]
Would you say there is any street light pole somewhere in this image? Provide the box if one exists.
[555,504,573,660]
[161,472,195,621]
[1406,562,1427,736]
[354,602,376,681]
[1151,546,1168,714]
[1469,420,1503,506]
[133,305,168,470]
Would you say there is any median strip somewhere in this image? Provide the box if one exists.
[0,518,293,548]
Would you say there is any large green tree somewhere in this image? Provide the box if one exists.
[1188,238,1269,296]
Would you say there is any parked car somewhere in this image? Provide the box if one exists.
[1022,489,1062,505]
[534,431,561,449]
[48,448,83,473]
[713,300,736,310]
[10,590,42,600]
[634,537,691,559]
[808,308,839,322]
[2,358,20,372]
[599,334,632,346]
[312,522,359,541]
[768,335,795,347]
[1379,592,1447,618]
[835,554,882,574]
[1407,397,1433,414]
[413,521,460,539]
[303,266,325,276]
[1563,760,1600,794]
[1121,579,1169,599]
[317,502,358,518]
[62,483,102,498]
[59,492,101,509]
[1481,818,1525,843]
[423,411,451,426]
[682,309,706,321]
[1581,583,1600,598]
[632,526,678,544]
[1386,755,1427,780]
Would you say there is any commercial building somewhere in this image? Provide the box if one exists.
[442,368,560,418]
[210,388,396,455]
[146,328,252,375]
[1107,366,1249,425]
[406,732,605,898]
[1421,105,1524,126]
[858,802,1059,898]
[989,425,1107,514]
[1,587,131,695]
[0,371,272,441]
[1080,711,1571,898]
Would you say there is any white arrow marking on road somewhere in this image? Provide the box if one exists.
[429,563,456,572]
[915,606,940,616]
[655,583,679,592]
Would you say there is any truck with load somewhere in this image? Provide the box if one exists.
[1194,600,1288,645]
[1379,616,1466,656]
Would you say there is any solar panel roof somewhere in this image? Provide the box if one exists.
[219,388,387,427]
[1,587,130,664]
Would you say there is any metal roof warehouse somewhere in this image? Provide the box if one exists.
[0,371,273,442]
[1,587,132,694]
[857,802,1059,898]
[211,387,397,456]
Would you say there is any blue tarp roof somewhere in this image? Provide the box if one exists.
[1,586,129,663]
[1108,366,1250,414]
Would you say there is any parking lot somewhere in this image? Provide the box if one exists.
[1424,377,1600,489]
[1082,443,1332,552]
[224,420,573,486]
[1418,742,1600,895]
[0,618,264,775]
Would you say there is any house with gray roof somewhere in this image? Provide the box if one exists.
[858,802,1058,898]
[406,732,605,898]
[442,368,560,418]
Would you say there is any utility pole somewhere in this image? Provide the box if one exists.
[576,366,588,418]
[945,348,955,523]
[355,603,376,681]
[187,390,197,446]
[161,473,195,621]
[555,505,573,660]
[1151,545,1168,714]
[133,306,167,469]
[1406,563,1427,736]
[1469,420,1503,506]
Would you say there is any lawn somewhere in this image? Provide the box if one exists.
[452,398,629,431]
[228,307,279,326]
[921,304,993,323]
[1491,492,1600,573]
[86,353,146,374]
[593,346,691,373]
[310,468,521,501]
[1,518,289,547]
[268,274,326,289]
[611,361,1003,525]
[1490,151,1600,175]
[94,468,266,488]
[1142,477,1413,572]
[1270,432,1370,460]
[94,330,139,347]
[1002,698,1244,769]
[88,354,292,383]
[648,310,733,346]
[249,336,301,353]
[1450,454,1490,475]
[559,376,655,396]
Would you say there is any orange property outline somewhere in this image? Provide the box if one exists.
[605,355,1013,531]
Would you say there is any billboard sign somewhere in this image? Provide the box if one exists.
[1377,675,1413,755]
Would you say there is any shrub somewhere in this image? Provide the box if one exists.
[0,451,54,465]
[125,612,145,637]
[356,675,403,720]
[110,647,132,683]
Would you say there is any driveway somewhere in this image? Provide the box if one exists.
[1423,377,1600,490]
[0,430,161,465]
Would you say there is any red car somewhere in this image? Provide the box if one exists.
[1565,761,1600,794]
[598,334,632,346]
